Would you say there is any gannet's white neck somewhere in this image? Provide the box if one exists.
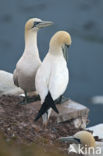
[24,30,38,53]
[49,45,63,56]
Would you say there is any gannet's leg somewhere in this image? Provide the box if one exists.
[24,91,39,103]
[18,91,28,105]
[19,92,40,105]
[25,94,40,103]
[25,91,28,102]
[55,95,69,105]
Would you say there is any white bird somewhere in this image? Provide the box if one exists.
[59,131,103,156]
[13,18,53,104]
[35,31,72,126]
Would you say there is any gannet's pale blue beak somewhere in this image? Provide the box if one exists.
[62,45,70,63]
[37,21,54,28]
[58,136,81,144]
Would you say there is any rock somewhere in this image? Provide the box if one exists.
[0,70,89,129]
[0,70,23,96]
[51,99,89,129]
[73,117,87,129]
[0,95,85,145]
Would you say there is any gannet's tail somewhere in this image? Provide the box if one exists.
[34,92,59,121]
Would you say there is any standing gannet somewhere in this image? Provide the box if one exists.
[13,18,53,104]
[59,131,103,156]
[35,31,72,126]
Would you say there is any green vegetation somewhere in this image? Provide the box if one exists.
[0,134,67,156]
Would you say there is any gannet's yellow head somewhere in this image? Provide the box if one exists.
[50,31,71,48]
[25,18,53,32]
[59,131,96,148]
[74,131,96,147]
[50,31,72,62]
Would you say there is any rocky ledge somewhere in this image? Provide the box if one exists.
[0,70,89,155]
[0,95,89,148]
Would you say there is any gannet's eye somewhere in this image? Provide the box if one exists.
[74,138,81,144]
[65,44,70,48]
[32,21,41,28]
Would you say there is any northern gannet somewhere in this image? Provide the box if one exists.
[59,131,103,156]
[13,18,53,104]
[35,31,72,126]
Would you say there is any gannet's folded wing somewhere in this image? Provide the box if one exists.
[13,69,19,87]
[49,61,69,101]
[35,56,51,103]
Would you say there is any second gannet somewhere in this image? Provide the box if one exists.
[59,131,103,156]
[35,31,72,126]
[13,18,53,104]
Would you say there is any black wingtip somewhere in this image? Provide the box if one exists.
[34,113,41,121]
[51,103,59,114]
[34,92,59,121]
[34,103,47,121]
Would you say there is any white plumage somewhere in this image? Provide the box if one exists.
[35,31,72,125]
[35,51,69,103]
[13,18,53,103]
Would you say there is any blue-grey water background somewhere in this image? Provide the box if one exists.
[0,0,103,126]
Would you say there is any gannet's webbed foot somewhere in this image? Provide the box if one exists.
[18,96,31,105]
[19,96,40,105]
[55,95,69,105]
[27,94,40,103]
[18,97,26,105]
[19,92,40,105]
